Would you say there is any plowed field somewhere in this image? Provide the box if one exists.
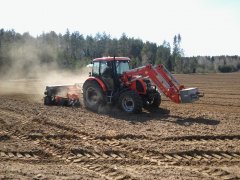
[0,73,240,179]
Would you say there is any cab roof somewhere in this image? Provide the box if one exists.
[93,57,130,62]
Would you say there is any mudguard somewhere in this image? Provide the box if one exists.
[129,79,147,95]
[85,77,107,92]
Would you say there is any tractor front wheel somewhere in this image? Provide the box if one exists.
[83,80,106,112]
[151,92,161,107]
[118,91,143,113]
[143,92,161,108]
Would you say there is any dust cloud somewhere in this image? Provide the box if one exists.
[0,40,91,102]
[0,69,89,94]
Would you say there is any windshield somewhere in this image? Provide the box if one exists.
[116,61,130,74]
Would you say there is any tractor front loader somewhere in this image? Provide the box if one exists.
[82,57,203,113]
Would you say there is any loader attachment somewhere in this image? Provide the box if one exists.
[180,87,200,103]
[44,84,82,106]
[122,64,203,104]
[158,65,203,103]
[154,65,203,103]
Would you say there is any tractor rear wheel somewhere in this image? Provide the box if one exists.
[83,80,106,112]
[118,91,143,113]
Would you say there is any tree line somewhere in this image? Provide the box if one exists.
[0,28,239,78]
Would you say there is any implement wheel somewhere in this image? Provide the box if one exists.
[118,91,143,113]
[44,96,53,105]
[83,80,106,112]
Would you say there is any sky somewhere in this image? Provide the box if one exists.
[0,0,240,56]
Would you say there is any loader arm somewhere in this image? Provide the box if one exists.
[122,64,201,104]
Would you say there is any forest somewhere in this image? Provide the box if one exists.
[0,28,239,78]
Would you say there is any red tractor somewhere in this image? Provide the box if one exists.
[82,57,202,113]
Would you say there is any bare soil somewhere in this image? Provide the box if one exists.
[0,73,240,179]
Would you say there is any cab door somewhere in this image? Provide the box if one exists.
[100,61,114,91]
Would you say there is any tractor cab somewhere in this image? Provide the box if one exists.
[91,57,130,91]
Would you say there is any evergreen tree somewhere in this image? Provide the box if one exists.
[172,34,184,73]
[141,41,157,65]
[156,40,171,67]
[118,33,129,56]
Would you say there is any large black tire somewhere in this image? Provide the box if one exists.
[118,91,143,113]
[83,80,107,112]
[151,92,161,107]
[143,92,161,108]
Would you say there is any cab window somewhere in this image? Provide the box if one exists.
[92,61,100,76]
[100,61,112,78]
[116,61,130,74]
[100,61,108,75]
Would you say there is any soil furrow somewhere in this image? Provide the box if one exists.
[159,135,240,142]
[194,167,240,180]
